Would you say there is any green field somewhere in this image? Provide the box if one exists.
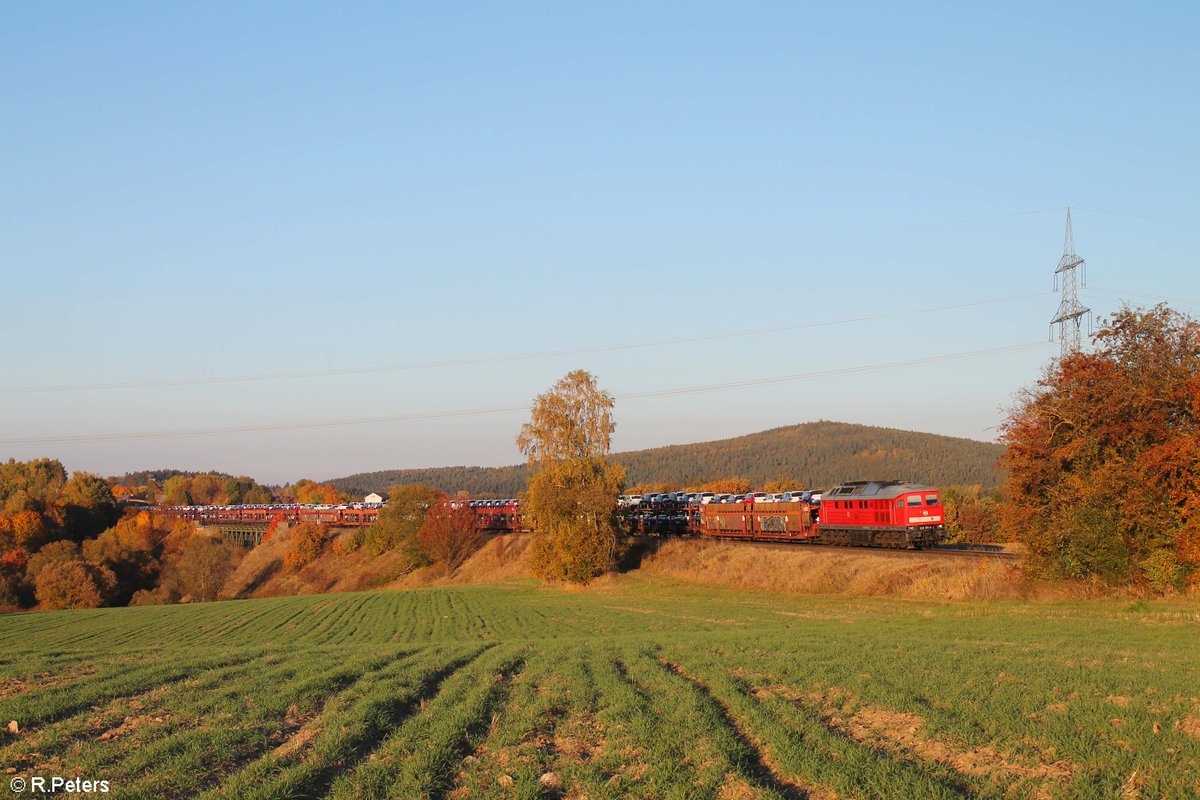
[1,577,1197,799]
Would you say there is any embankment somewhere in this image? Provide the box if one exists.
[638,538,1024,600]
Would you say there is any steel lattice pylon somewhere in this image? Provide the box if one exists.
[1051,207,1090,357]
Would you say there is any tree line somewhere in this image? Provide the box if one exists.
[108,470,353,507]
[0,456,486,611]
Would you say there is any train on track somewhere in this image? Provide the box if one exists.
[154,480,945,550]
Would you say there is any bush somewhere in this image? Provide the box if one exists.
[162,535,239,602]
[417,502,483,574]
[24,539,81,586]
[332,528,365,556]
[364,485,442,561]
[35,560,117,609]
[283,523,328,571]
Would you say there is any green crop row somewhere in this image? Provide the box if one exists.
[1,579,1197,798]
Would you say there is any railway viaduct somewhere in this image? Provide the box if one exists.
[197,521,283,548]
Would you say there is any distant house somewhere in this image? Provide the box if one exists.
[364,492,387,504]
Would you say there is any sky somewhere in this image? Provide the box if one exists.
[2,2,1198,484]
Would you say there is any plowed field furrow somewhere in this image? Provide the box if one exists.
[198,646,490,800]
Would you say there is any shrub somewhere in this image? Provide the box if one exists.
[417,502,483,574]
[364,485,442,560]
[35,560,117,610]
[332,528,365,556]
[24,539,81,586]
[162,535,239,602]
[283,523,328,571]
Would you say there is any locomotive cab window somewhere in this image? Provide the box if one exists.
[906,496,922,506]
[895,499,904,509]
[925,495,939,506]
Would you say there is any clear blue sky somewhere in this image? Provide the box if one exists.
[2,2,1197,484]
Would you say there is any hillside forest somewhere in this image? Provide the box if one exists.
[330,421,1006,497]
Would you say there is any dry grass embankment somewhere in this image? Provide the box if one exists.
[640,538,1024,600]
[220,531,534,600]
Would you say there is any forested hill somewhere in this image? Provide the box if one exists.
[330,421,1005,497]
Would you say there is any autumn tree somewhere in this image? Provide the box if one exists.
[292,479,341,505]
[0,548,28,607]
[161,535,239,602]
[35,560,117,610]
[365,484,443,560]
[519,370,626,583]
[56,472,119,541]
[700,477,752,495]
[418,501,483,574]
[0,458,68,511]
[941,486,1000,543]
[1000,304,1200,590]
[283,522,329,570]
[24,540,82,588]
[82,511,164,604]
[524,457,626,582]
[8,510,49,550]
[163,475,192,505]
[517,370,616,464]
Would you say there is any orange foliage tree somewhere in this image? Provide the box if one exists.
[283,522,329,570]
[293,480,341,505]
[35,560,117,610]
[418,501,483,574]
[700,478,752,495]
[1000,304,1200,590]
[9,510,48,549]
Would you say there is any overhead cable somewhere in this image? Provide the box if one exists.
[0,341,1052,446]
[2,291,1052,394]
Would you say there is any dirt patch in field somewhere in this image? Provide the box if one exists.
[549,713,607,761]
[97,714,168,741]
[755,683,1074,787]
[1176,716,1200,739]
[603,605,657,615]
[0,664,102,700]
[273,720,321,757]
[270,703,321,758]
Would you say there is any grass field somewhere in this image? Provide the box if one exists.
[1,576,1198,799]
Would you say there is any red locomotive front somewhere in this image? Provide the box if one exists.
[817,480,944,548]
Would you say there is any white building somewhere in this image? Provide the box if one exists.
[364,492,387,504]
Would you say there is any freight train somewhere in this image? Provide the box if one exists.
[154,480,944,549]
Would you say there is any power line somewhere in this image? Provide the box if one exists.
[1082,285,1200,307]
[0,341,1052,446]
[1,291,1052,394]
[1069,207,1198,227]
[1,207,1065,307]
[0,279,379,306]
[780,207,1061,243]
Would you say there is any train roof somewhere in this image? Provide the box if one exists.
[824,480,936,500]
